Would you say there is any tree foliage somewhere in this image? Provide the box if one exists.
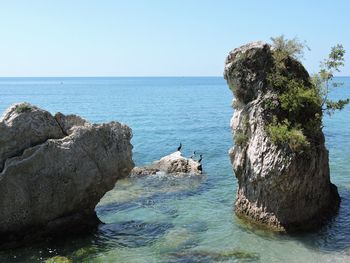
[266,36,348,152]
[315,44,350,115]
[270,35,309,61]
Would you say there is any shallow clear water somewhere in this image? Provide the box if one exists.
[0,77,349,262]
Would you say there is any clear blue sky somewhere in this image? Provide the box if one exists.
[0,0,349,77]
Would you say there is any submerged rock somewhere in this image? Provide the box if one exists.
[157,228,197,252]
[95,220,173,248]
[224,42,340,232]
[167,249,260,262]
[45,256,72,263]
[0,103,134,246]
[131,151,202,176]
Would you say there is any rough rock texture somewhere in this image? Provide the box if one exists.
[131,151,202,176]
[224,42,340,232]
[0,104,64,171]
[0,103,134,245]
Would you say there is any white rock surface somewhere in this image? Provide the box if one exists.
[131,151,202,176]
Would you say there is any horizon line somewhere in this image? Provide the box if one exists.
[0,75,349,78]
[0,75,222,78]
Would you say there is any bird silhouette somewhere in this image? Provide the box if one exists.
[190,151,196,159]
[198,154,203,163]
[177,143,182,152]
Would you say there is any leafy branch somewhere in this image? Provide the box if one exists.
[315,44,349,115]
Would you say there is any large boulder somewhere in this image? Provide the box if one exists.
[131,151,202,176]
[224,42,340,232]
[0,103,134,245]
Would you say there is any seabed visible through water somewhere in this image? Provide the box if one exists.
[0,77,350,262]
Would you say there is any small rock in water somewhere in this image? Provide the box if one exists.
[131,151,202,176]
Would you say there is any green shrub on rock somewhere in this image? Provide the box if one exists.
[234,131,249,147]
[288,128,310,152]
[15,103,33,113]
[265,36,348,152]
[267,118,309,151]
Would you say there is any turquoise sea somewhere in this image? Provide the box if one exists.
[0,77,350,263]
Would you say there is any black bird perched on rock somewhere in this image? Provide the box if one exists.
[190,151,196,159]
[198,154,203,163]
[177,143,182,152]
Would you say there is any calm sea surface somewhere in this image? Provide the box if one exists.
[0,77,350,262]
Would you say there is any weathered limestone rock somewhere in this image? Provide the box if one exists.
[224,42,340,231]
[0,103,64,171]
[131,151,202,176]
[0,103,134,245]
[54,112,91,135]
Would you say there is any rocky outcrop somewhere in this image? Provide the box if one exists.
[131,151,202,176]
[0,103,134,245]
[224,42,340,232]
[0,103,64,171]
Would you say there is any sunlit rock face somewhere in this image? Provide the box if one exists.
[224,42,340,232]
[0,103,134,245]
[131,151,202,176]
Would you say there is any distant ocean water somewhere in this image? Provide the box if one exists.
[0,77,350,262]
